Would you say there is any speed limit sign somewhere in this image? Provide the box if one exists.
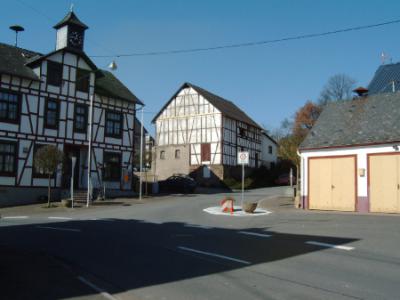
[237,151,249,165]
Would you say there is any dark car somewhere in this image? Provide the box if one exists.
[274,173,296,185]
[159,174,197,193]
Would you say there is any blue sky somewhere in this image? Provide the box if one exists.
[2,0,400,134]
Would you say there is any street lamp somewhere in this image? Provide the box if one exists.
[86,60,118,207]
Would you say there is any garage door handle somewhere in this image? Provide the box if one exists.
[398,184,400,190]
[331,185,335,189]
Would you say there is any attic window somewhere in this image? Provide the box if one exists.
[47,61,63,86]
[76,68,90,92]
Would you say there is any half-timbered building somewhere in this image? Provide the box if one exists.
[152,83,262,185]
[0,12,142,205]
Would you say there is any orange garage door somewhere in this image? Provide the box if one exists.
[309,156,356,211]
[369,154,400,213]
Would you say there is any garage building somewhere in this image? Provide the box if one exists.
[299,91,400,213]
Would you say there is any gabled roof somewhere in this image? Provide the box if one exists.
[262,131,278,145]
[95,70,143,105]
[368,63,400,95]
[53,11,88,30]
[0,43,142,104]
[26,47,98,71]
[300,92,400,150]
[152,82,261,129]
[0,43,40,81]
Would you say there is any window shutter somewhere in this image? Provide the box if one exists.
[201,143,211,162]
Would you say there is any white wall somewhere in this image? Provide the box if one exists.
[300,143,400,198]
[260,134,277,168]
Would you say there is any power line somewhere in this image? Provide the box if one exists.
[90,18,400,58]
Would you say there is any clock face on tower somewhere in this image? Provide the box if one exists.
[68,31,83,48]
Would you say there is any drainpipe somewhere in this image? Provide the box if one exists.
[296,149,302,208]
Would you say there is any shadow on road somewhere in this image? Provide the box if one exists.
[0,218,359,299]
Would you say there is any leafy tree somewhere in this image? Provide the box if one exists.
[34,145,64,208]
[293,101,322,139]
[319,73,356,105]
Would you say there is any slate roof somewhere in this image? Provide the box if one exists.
[152,82,261,129]
[0,43,141,104]
[299,92,400,150]
[0,43,41,81]
[53,11,88,29]
[95,70,143,105]
[368,63,400,95]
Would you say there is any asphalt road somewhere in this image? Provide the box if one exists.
[1,187,400,300]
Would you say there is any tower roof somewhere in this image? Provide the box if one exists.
[53,11,88,30]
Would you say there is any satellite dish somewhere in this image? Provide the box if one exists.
[9,25,25,47]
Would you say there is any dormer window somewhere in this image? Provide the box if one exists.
[76,68,90,92]
[47,61,63,86]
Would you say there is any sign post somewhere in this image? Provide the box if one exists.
[70,156,76,209]
[237,151,249,205]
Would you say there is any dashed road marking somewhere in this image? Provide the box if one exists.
[238,231,272,238]
[306,241,355,251]
[2,216,29,219]
[178,246,251,265]
[36,226,81,232]
[184,224,212,229]
[48,216,73,220]
[77,276,117,300]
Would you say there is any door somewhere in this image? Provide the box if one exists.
[369,154,400,213]
[62,145,81,188]
[309,156,356,211]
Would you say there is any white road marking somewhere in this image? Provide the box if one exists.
[48,216,73,220]
[178,246,251,265]
[77,276,117,300]
[306,241,354,251]
[2,216,29,219]
[36,226,81,232]
[238,231,272,238]
[184,224,212,229]
[138,220,163,224]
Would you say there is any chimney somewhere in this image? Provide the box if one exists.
[353,87,368,98]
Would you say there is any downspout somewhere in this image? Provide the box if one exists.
[296,149,302,209]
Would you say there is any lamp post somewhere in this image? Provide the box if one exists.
[139,106,144,201]
[86,61,118,207]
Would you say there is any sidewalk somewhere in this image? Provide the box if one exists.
[0,196,154,217]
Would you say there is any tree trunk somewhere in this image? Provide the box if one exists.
[47,174,51,208]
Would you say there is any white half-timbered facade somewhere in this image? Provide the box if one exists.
[0,12,142,205]
[153,83,262,184]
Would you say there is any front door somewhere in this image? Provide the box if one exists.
[63,145,81,188]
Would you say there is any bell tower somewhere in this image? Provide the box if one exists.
[54,11,88,51]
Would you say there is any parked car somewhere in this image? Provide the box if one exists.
[159,174,197,193]
[274,173,296,185]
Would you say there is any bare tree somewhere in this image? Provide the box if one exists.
[34,145,64,208]
[319,74,356,105]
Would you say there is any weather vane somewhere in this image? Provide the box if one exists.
[381,51,392,65]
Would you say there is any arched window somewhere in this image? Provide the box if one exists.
[175,149,181,159]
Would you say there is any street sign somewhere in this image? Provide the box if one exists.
[237,151,249,165]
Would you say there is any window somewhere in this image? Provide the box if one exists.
[76,68,90,93]
[268,146,273,154]
[160,151,165,160]
[74,104,88,133]
[0,141,17,176]
[105,110,123,138]
[44,98,59,129]
[0,90,20,123]
[239,127,247,138]
[47,61,63,86]
[103,152,121,181]
[255,153,259,168]
[175,149,181,159]
[201,143,211,162]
